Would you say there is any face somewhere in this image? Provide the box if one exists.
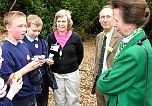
[27,24,42,39]
[114,8,131,36]
[99,7,114,32]
[0,48,4,68]
[6,17,27,42]
[56,15,68,33]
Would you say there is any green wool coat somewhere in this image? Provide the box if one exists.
[97,30,152,106]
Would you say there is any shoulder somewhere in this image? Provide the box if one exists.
[96,32,104,41]
[72,32,80,38]
[46,32,55,41]
[97,32,104,38]
[46,32,54,38]
[123,45,145,61]
[2,41,12,51]
[72,32,82,40]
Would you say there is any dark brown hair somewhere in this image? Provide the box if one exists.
[111,0,150,28]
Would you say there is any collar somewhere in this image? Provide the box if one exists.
[25,34,38,42]
[117,29,145,57]
[104,27,114,39]
[6,38,23,46]
[122,28,143,44]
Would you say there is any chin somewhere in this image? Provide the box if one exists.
[117,31,123,36]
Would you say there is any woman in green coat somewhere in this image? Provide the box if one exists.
[97,0,152,106]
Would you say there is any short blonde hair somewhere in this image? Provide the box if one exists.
[52,9,73,32]
[27,14,43,27]
[3,11,26,27]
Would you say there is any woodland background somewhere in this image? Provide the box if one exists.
[0,0,152,40]
[0,0,152,105]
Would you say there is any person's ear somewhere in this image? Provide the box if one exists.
[5,24,11,32]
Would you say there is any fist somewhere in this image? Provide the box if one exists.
[13,72,22,82]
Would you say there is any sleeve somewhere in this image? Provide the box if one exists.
[97,46,145,95]
[76,33,84,65]
[0,97,12,106]
[94,34,100,72]
[0,49,15,81]
[42,39,49,58]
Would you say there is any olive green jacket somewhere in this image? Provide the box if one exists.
[92,28,121,86]
[97,30,152,106]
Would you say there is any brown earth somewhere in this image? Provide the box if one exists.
[48,41,97,106]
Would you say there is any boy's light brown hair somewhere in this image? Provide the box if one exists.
[27,14,43,27]
[3,11,26,27]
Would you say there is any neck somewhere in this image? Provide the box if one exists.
[57,31,67,36]
[124,25,137,37]
[104,27,113,34]
[29,35,37,40]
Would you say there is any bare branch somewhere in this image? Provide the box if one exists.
[9,0,17,11]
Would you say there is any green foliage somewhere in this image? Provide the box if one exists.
[0,0,152,40]
[61,0,109,39]
[0,0,11,14]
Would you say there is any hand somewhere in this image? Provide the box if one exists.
[13,72,22,82]
[18,55,46,76]
[38,55,45,66]
[6,78,23,100]
[45,58,54,65]
[0,78,7,98]
[27,58,44,71]
[31,55,45,67]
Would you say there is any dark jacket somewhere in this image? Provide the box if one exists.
[46,32,84,74]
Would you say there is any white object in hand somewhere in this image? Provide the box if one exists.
[49,53,54,60]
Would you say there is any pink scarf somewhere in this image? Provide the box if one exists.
[54,31,72,48]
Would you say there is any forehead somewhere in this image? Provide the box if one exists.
[100,8,113,16]
[11,17,26,25]
[29,24,42,30]
[113,9,122,18]
[57,15,68,20]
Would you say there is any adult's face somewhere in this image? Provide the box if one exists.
[99,7,114,32]
[113,8,132,36]
[56,15,68,33]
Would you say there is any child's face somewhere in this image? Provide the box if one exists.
[27,24,42,39]
[0,48,4,68]
[6,17,27,42]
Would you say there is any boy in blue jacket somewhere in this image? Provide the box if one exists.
[0,11,45,106]
[23,14,53,106]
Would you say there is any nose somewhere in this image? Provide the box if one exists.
[113,25,117,27]
[22,25,27,33]
[36,31,40,36]
[60,22,64,25]
[103,17,107,21]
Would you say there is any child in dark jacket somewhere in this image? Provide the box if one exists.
[23,14,54,106]
[0,11,45,106]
